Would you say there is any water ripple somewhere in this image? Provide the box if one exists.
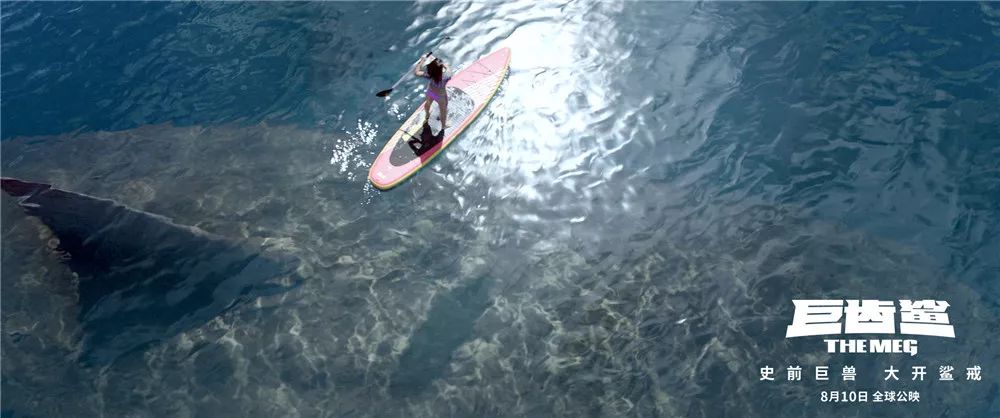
[2,1,999,417]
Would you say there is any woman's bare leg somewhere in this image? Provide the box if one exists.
[437,98,448,131]
[423,99,432,123]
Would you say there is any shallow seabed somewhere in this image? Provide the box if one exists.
[2,2,999,417]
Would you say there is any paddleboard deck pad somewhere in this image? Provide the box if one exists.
[369,47,511,190]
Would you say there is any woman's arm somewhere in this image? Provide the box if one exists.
[414,53,430,77]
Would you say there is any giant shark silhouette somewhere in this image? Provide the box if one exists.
[1,177,301,364]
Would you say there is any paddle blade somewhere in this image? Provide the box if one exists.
[375,88,393,98]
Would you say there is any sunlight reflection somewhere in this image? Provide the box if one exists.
[425,1,626,197]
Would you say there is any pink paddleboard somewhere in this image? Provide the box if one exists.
[368,47,511,190]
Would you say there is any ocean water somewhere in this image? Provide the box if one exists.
[2,1,999,417]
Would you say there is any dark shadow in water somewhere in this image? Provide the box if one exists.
[0,177,301,365]
[389,274,495,397]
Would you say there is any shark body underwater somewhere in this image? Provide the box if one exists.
[1,177,302,364]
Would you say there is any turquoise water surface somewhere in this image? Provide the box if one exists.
[2,2,999,417]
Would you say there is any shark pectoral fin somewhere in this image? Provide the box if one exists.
[1,177,52,198]
[3,177,304,365]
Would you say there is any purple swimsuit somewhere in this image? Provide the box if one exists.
[425,74,450,102]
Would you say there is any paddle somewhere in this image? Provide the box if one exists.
[375,37,451,98]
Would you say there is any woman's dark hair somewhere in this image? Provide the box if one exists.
[427,59,444,84]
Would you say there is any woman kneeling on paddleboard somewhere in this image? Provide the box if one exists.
[415,53,450,134]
